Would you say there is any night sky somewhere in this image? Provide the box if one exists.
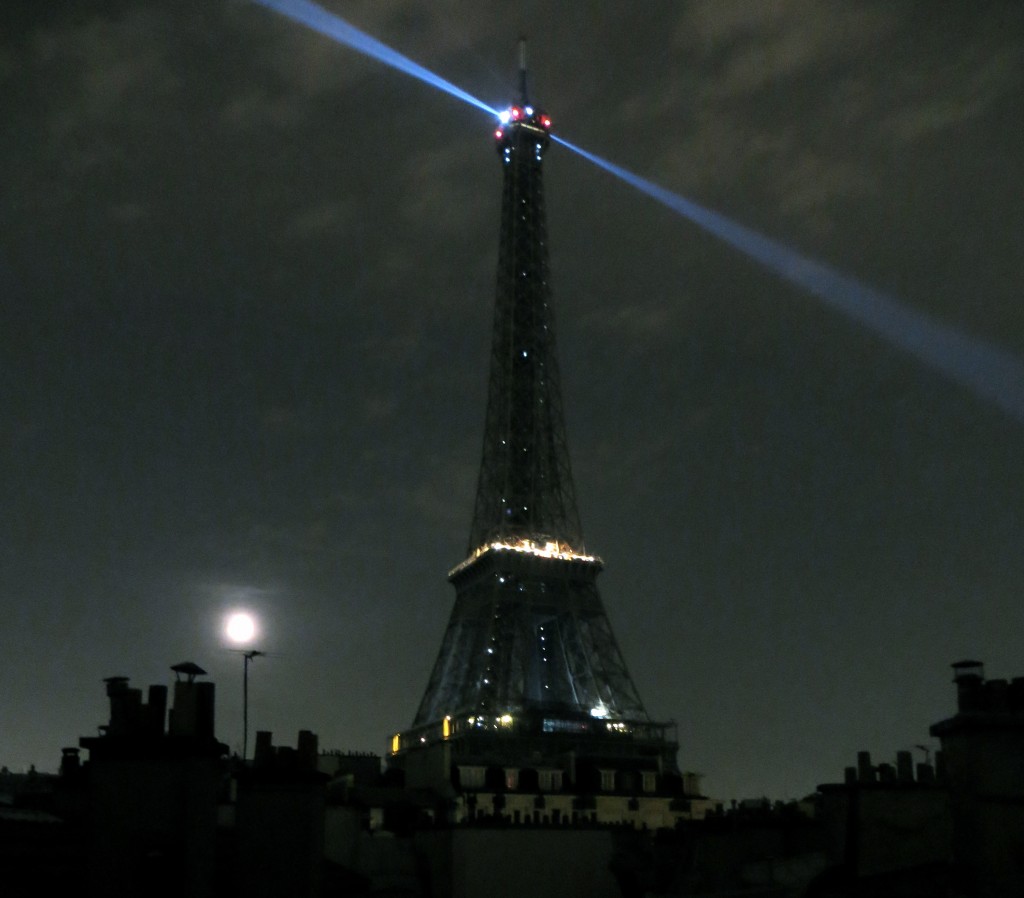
[2,1,1022,801]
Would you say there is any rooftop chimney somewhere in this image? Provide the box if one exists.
[952,659,986,711]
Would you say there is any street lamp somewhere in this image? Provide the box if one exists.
[224,611,261,761]
[240,649,263,762]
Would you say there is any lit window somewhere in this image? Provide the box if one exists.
[538,769,563,791]
[461,766,485,788]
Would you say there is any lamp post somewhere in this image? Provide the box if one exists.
[241,649,263,762]
[224,611,261,761]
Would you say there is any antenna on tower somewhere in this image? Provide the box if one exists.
[518,36,529,104]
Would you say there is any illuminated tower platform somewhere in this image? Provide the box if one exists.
[391,47,704,826]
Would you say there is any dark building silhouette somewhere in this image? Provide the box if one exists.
[929,660,1024,897]
[76,663,227,898]
[389,44,704,827]
[800,660,1024,897]
[235,729,328,898]
[33,666,339,897]
[815,748,950,892]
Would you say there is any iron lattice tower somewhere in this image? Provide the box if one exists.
[396,47,676,777]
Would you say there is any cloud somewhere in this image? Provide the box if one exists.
[247,1,493,101]
[407,464,475,531]
[31,8,180,134]
[774,153,875,229]
[684,0,895,100]
[580,300,684,346]
[285,200,351,238]
[109,201,149,223]
[220,89,308,130]
[586,0,1017,237]
[360,393,399,421]
[882,43,1021,143]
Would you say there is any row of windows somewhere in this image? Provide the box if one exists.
[456,765,658,794]
[458,765,562,791]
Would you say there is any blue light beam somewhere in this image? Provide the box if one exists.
[253,0,1024,426]
[250,0,498,116]
[555,136,1024,425]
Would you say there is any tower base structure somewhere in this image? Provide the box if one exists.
[390,710,713,828]
[392,546,712,827]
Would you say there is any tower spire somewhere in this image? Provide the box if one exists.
[517,36,529,104]
[467,54,580,555]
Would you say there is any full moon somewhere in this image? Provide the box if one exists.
[225,611,257,644]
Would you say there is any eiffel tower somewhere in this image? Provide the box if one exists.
[391,45,689,819]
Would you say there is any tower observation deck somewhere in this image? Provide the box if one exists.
[391,45,685,812]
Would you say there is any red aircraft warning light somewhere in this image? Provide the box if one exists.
[495,105,553,150]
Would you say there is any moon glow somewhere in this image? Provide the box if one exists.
[225,611,257,644]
